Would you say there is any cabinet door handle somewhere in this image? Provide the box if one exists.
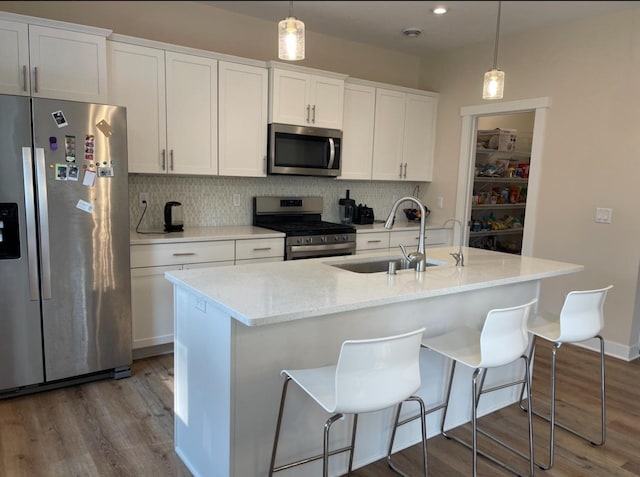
[403,163,407,178]
[172,252,196,256]
[170,149,174,171]
[306,104,310,123]
[399,163,403,178]
[311,105,316,123]
[33,66,39,93]
[23,65,28,92]
[161,149,166,170]
[252,247,272,252]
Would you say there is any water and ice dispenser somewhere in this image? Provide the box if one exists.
[0,203,20,259]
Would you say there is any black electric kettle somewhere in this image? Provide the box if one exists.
[164,201,184,232]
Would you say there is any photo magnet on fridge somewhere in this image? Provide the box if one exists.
[67,165,79,181]
[52,110,68,128]
[55,163,68,181]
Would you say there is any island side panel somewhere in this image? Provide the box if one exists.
[174,285,233,477]
[230,280,540,477]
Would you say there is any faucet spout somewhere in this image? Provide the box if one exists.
[385,196,427,272]
[443,218,465,267]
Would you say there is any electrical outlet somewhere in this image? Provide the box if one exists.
[233,194,241,207]
[139,192,149,208]
[436,196,444,209]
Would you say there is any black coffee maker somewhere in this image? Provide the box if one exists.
[164,201,184,232]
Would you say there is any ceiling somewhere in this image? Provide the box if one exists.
[203,1,640,56]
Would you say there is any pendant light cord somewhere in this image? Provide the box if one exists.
[492,1,502,69]
[289,0,294,18]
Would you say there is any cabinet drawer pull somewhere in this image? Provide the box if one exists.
[367,240,382,244]
[172,252,196,256]
[252,247,272,252]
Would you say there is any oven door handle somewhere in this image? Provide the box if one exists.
[289,242,354,254]
[327,137,336,170]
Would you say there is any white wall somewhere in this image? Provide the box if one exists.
[421,8,640,358]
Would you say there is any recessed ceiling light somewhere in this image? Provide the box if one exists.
[432,6,448,15]
[402,27,423,38]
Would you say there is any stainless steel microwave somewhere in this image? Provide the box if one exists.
[268,123,342,177]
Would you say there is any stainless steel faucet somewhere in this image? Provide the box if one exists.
[443,218,464,266]
[385,196,427,272]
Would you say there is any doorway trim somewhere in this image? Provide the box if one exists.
[454,97,551,256]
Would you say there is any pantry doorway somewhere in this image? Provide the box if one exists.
[454,97,550,256]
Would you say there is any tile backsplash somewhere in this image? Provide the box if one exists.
[128,174,425,230]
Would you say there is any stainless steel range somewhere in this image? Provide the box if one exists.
[253,196,356,260]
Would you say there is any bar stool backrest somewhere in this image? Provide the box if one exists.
[559,285,613,343]
[334,328,425,414]
[479,299,537,368]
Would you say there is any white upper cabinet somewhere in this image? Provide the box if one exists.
[340,82,376,180]
[218,61,268,177]
[165,51,218,175]
[403,93,437,181]
[372,88,438,182]
[108,42,218,175]
[107,42,166,174]
[372,88,407,180]
[0,17,108,102]
[0,19,29,95]
[269,65,345,129]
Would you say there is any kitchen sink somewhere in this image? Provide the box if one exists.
[329,256,443,273]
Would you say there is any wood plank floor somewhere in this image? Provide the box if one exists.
[1,339,639,476]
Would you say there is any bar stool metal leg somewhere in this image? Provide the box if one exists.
[387,396,429,476]
[520,335,606,470]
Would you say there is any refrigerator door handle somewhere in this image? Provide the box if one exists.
[34,147,52,300]
[22,147,40,301]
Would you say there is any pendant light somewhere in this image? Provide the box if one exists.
[278,1,305,61]
[482,1,504,100]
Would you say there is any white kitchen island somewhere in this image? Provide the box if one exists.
[165,247,582,477]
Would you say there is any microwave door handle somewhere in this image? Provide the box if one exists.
[327,137,336,169]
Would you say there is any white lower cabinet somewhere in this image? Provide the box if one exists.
[356,228,452,254]
[235,237,284,263]
[130,236,283,353]
[355,231,390,254]
[130,240,234,350]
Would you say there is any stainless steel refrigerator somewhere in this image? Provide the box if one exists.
[0,94,131,395]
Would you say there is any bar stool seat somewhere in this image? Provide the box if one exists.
[520,285,613,470]
[269,328,429,477]
[420,299,538,477]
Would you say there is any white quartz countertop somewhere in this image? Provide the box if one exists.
[130,226,284,245]
[165,247,583,327]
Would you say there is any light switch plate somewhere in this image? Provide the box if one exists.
[595,207,612,224]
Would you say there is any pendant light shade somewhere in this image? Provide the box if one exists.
[483,69,505,99]
[483,1,504,100]
[278,1,305,61]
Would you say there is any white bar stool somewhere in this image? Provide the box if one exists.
[519,285,613,470]
[420,299,537,477]
[269,328,429,477]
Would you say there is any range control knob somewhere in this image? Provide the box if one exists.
[334,235,340,242]
[320,236,327,243]
[342,235,349,241]
[295,238,302,245]
[306,237,313,244]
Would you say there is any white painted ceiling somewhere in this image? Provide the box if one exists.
[203,1,640,55]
